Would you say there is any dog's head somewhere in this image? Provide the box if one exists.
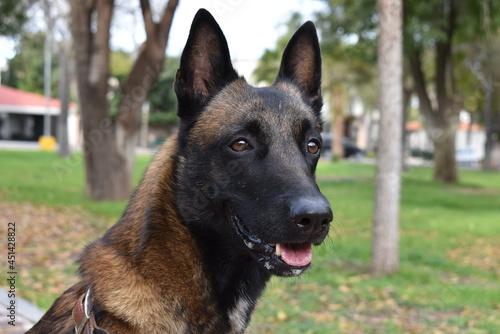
[174,9,332,277]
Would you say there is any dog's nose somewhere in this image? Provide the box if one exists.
[291,197,333,237]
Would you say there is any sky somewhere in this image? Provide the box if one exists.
[0,0,326,69]
[163,0,326,59]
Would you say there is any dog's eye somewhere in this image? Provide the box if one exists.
[307,140,320,155]
[230,139,250,152]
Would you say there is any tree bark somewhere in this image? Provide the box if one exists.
[481,0,496,171]
[483,74,494,170]
[57,39,72,158]
[432,126,457,182]
[70,0,178,200]
[409,49,460,184]
[407,0,460,184]
[371,0,403,276]
[331,91,345,160]
[71,0,116,200]
[114,0,178,195]
[401,86,412,170]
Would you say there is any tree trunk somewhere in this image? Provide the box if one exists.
[483,74,494,170]
[401,86,412,171]
[83,126,130,200]
[57,39,71,158]
[70,0,178,200]
[409,51,460,184]
[371,0,403,276]
[112,0,178,187]
[431,125,457,183]
[406,0,460,184]
[70,0,121,200]
[112,51,162,199]
[466,111,473,147]
[331,91,345,160]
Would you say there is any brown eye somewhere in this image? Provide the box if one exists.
[230,139,249,152]
[307,140,320,154]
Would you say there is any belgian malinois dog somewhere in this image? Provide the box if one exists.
[28,9,332,334]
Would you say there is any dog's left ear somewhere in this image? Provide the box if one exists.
[276,21,322,116]
[175,9,239,123]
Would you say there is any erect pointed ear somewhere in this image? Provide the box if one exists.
[276,21,323,115]
[174,9,239,122]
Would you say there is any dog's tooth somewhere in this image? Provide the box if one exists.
[244,240,255,250]
[276,243,281,257]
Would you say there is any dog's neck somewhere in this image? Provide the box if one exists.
[170,142,272,331]
[86,134,269,333]
[188,223,271,331]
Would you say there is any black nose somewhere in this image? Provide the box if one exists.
[290,197,333,237]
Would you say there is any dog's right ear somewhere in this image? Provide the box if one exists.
[275,21,322,117]
[174,9,239,123]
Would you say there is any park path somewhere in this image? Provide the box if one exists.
[0,288,41,333]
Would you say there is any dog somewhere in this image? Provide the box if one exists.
[27,9,332,334]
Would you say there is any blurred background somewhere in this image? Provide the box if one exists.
[1,0,499,333]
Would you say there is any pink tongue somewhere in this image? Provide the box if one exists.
[280,243,313,267]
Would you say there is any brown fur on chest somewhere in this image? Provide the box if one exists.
[28,135,228,334]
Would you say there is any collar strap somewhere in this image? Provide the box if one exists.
[72,288,110,334]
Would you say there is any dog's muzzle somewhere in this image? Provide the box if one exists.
[226,203,332,277]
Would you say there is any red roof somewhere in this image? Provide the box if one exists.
[0,85,62,108]
[406,120,483,132]
[0,85,76,115]
[406,120,421,131]
[459,122,482,131]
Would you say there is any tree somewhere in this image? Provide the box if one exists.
[253,13,304,85]
[406,0,500,181]
[57,37,72,158]
[49,0,73,158]
[70,0,179,200]
[4,32,55,94]
[316,0,500,182]
[0,0,32,36]
[405,0,462,183]
[148,57,180,127]
[462,1,500,170]
[316,1,380,160]
[371,0,403,275]
[3,1,73,157]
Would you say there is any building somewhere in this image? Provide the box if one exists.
[406,119,486,157]
[0,85,80,149]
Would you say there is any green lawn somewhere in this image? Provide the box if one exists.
[1,150,499,333]
[0,150,151,217]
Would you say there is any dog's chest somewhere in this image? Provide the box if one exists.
[228,296,252,333]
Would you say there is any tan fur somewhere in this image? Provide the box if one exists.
[28,135,225,334]
[191,79,321,149]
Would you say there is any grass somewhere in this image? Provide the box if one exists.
[0,150,151,217]
[249,164,500,333]
[1,150,499,333]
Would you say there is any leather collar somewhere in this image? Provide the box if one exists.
[72,288,110,334]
